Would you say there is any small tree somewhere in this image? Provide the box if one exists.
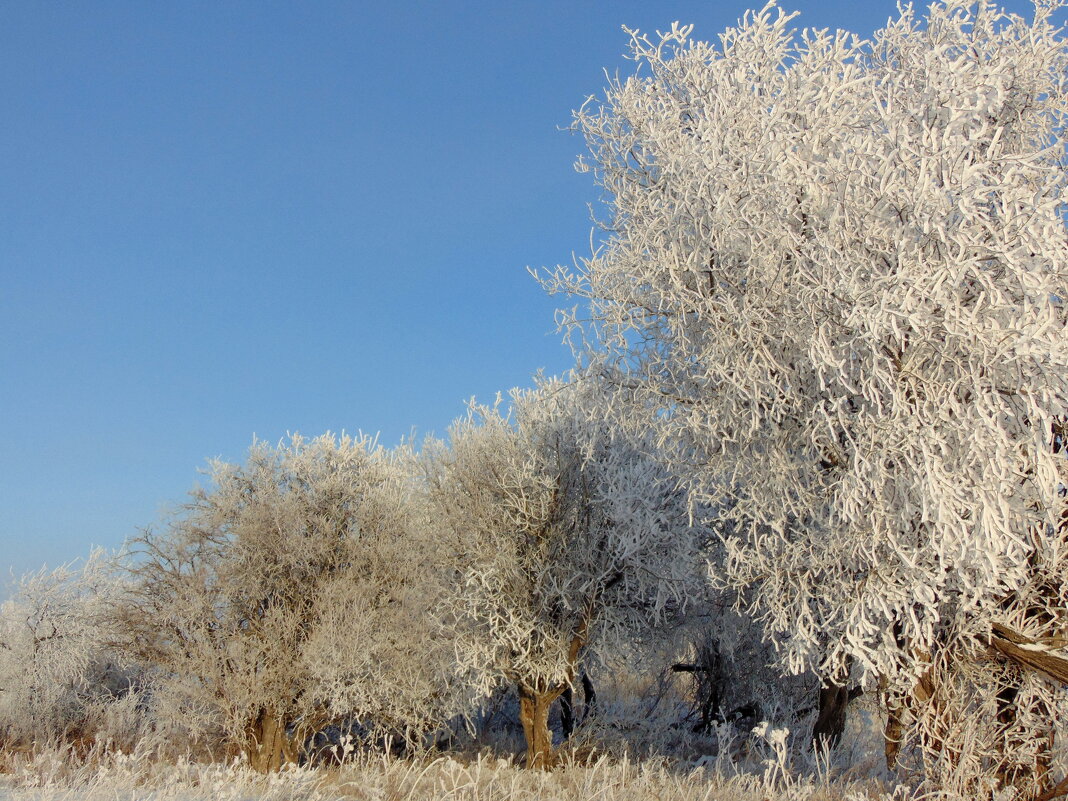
[0,550,142,750]
[424,376,704,768]
[124,434,462,771]
[543,1,1068,792]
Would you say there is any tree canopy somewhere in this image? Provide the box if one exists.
[543,1,1068,790]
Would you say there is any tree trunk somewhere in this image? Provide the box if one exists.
[812,680,850,749]
[559,672,596,740]
[518,686,556,769]
[909,648,959,773]
[244,708,295,772]
[560,685,575,741]
[519,609,591,768]
[881,676,905,771]
[581,673,597,722]
[881,649,946,772]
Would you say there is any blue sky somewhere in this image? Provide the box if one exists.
[0,0,1051,580]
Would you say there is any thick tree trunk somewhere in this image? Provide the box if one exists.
[880,659,948,774]
[518,686,557,769]
[244,708,295,772]
[910,648,960,774]
[519,608,593,768]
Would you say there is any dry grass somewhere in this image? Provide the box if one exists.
[0,744,901,801]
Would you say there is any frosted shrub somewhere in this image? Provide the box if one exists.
[543,1,1068,794]
[122,434,465,771]
[0,550,144,750]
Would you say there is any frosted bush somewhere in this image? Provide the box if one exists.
[121,433,467,771]
[0,550,144,750]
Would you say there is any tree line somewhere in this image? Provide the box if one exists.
[4,2,1068,797]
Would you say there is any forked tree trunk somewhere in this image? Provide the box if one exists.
[880,665,935,772]
[244,707,296,772]
[518,685,558,769]
[518,606,595,769]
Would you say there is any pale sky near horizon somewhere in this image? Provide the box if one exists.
[1,0,1054,582]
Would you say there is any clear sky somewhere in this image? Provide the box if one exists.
[0,0,1051,581]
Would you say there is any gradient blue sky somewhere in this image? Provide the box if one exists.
[1,0,1051,581]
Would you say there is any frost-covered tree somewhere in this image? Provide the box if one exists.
[543,1,1068,792]
[0,550,142,750]
[424,377,704,768]
[123,434,463,771]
